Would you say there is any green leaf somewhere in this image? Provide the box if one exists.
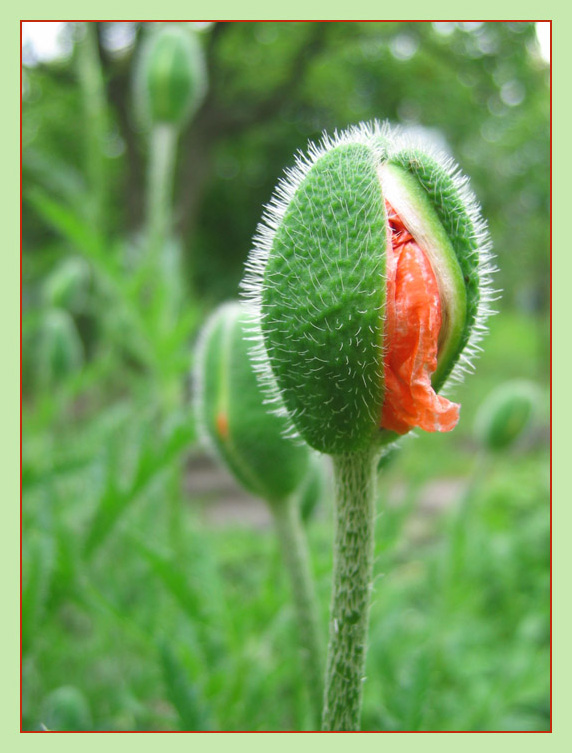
[28,189,103,260]
[28,190,156,368]
[84,417,196,557]
[22,527,55,652]
[132,528,229,666]
[159,643,211,731]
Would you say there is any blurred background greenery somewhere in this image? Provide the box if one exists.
[22,21,550,731]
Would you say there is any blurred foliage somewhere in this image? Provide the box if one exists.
[23,22,549,311]
[22,21,549,731]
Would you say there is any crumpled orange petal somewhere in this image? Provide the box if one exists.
[381,202,460,435]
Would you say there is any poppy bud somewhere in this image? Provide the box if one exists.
[474,380,539,452]
[242,122,495,455]
[194,302,311,505]
[137,24,207,128]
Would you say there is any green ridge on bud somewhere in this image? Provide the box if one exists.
[242,122,494,455]
[387,148,492,390]
[378,160,467,389]
[194,302,311,505]
[474,380,539,452]
[137,24,207,128]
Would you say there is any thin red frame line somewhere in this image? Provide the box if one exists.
[20,18,553,22]
[22,731,552,734]
[20,19,553,734]
[548,17,553,737]
[20,18,24,739]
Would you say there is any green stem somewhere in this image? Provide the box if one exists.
[146,123,179,259]
[77,22,109,236]
[272,498,324,728]
[322,447,378,731]
[146,123,185,405]
[145,124,183,554]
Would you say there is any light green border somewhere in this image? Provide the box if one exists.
[4,3,566,751]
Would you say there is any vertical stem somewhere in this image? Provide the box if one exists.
[77,22,109,235]
[272,498,324,728]
[146,123,179,259]
[322,447,378,731]
[145,124,182,552]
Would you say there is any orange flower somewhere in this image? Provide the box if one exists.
[381,202,460,434]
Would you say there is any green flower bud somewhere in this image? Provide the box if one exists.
[194,302,311,505]
[41,686,92,731]
[242,122,495,455]
[137,24,207,128]
[474,380,540,452]
[37,309,84,389]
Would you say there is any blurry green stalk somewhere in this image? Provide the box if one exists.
[77,23,109,236]
[272,496,324,727]
[146,123,179,261]
[145,122,183,551]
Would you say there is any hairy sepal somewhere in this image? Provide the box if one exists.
[261,140,388,454]
[242,121,496,454]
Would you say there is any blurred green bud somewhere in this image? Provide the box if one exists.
[137,24,207,128]
[194,302,311,506]
[37,309,84,389]
[43,257,90,311]
[41,686,92,731]
[474,380,540,452]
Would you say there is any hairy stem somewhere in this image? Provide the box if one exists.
[322,448,378,731]
[272,498,324,727]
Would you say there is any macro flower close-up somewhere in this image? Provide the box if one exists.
[242,121,497,729]
[244,123,494,454]
[22,21,550,733]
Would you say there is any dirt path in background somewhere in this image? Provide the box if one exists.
[184,452,466,531]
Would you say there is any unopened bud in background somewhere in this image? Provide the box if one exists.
[194,301,312,507]
[136,24,207,129]
[474,380,540,452]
